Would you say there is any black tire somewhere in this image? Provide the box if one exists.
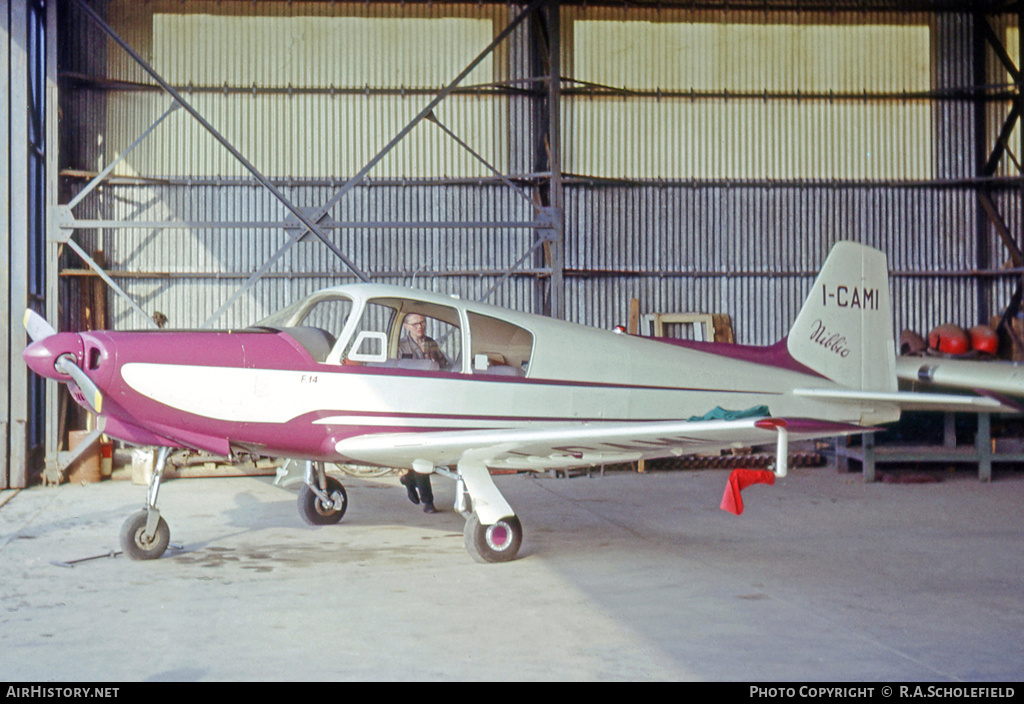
[464,513,522,563]
[119,510,170,561]
[298,476,347,525]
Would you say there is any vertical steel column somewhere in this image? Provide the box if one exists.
[973,11,991,326]
[1,0,10,489]
[0,0,54,488]
[975,12,1024,333]
[547,1,564,321]
[1015,5,1024,331]
[534,0,564,320]
[44,0,58,484]
[24,0,46,485]
[5,0,30,488]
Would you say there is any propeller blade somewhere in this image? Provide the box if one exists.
[23,309,57,342]
[55,354,104,414]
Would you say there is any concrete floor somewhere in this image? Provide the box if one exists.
[0,464,1021,682]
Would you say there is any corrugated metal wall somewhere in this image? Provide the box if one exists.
[69,180,538,329]
[61,0,542,333]
[69,1,515,178]
[557,6,1019,342]
[57,1,1023,350]
[564,7,935,180]
[562,184,991,338]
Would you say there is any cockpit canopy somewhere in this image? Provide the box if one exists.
[253,286,534,376]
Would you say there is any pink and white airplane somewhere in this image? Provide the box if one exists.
[23,242,1010,563]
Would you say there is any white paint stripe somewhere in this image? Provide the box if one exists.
[313,415,539,428]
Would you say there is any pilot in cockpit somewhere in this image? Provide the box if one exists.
[398,313,451,370]
[396,312,451,515]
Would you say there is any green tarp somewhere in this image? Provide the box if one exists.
[688,405,770,422]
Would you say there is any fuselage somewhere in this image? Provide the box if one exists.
[24,283,852,465]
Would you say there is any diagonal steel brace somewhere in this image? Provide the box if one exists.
[201,0,548,326]
[70,0,370,284]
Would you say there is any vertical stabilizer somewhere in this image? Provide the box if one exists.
[787,242,897,392]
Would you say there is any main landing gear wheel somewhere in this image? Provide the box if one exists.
[464,513,522,563]
[298,475,348,526]
[119,510,170,561]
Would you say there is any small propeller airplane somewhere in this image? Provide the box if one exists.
[23,241,1015,563]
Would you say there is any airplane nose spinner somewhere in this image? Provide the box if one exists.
[22,313,105,414]
[24,332,85,381]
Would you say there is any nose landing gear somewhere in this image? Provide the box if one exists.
[119,446,172,560]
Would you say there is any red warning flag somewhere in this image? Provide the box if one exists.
[720,469,776,515]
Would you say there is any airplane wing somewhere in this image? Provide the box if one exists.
[333,416,867,471]
[895,356,1024,402]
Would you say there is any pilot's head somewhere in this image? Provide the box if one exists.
[403,314,427,341]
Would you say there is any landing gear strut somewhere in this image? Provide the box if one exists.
[119,446,172,560]
[454,459,524,563]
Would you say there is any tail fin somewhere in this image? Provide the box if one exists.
[787,242,897,393]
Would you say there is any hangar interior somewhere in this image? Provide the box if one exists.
[3,0,1024,488]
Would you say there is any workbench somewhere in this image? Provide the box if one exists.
[834,412,1024,482]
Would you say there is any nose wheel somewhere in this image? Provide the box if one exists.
[120,510,170,560]
[119,446,172,560]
